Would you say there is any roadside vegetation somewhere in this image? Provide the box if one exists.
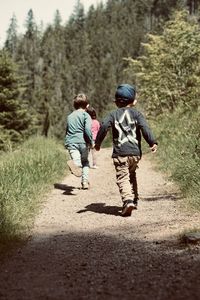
[151,110,200,209]
[0,136,68,248]
[126,10,200,210]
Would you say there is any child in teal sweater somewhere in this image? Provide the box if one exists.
[65,93,94,189]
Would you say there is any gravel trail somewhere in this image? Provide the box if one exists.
[0,148,200,300]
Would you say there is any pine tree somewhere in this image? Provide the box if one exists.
[39,10,67,138]
[16,9,41,106]
[0,51,31,150]
[66,0,89,91]
[4,14,18,60]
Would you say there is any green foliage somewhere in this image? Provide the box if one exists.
[15,9,41,124]
[0,51,32,151]
[3,0,183,138]
[39,21,67,138]
[2,1,200,146]
[0,136,68,242]
[150,108,200,209]
[126,10,200,115]
[4,14,18,60]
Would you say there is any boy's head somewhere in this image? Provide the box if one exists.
[73,93,88,110]
[114,84,136,107]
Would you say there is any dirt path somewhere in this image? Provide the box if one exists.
[0,148,200,300]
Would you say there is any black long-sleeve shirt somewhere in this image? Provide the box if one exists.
[95,107,157,158]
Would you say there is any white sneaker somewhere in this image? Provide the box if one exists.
[67,160,82,177]
[91,165,98,169]
[81,181,90,190]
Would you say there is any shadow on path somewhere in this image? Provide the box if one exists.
[77,203,122,216]
[0,231,199,300]
[143,193,181,202]
[54,183,80,195]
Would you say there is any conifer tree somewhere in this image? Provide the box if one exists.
[0,51,31,150]
[66,0,90,92]
[16,9,41,107]
[39,9,67,137]
[4,14,18,60]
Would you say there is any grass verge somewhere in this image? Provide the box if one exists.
[149,108,200,210]
[0,136,68,252]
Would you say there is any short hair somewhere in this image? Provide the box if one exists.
[87,106,97,119]
[73,93,88,109]
[114,98,133,107]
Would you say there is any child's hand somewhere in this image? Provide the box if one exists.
[151,144,157,153]
[95,144,100,151]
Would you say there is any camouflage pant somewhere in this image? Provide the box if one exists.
[113,156,140,203]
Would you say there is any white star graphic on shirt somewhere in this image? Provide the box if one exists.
[115,110,138,145]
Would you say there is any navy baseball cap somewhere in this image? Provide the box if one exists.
[115,84,136,102]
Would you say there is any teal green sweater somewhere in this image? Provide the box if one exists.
[65,109,93,147]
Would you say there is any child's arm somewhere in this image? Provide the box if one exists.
[84,112,94,146]
[137,111,158,150]
[95,114,112,151]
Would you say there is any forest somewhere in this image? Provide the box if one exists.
[0,0,199,148]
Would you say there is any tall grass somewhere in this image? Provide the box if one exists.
[150,108,200,209]
[0,136,68,244]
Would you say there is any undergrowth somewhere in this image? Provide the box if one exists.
[150,108,200,210]
[0,136,68,249]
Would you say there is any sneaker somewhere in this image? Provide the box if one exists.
[122,200,134,217]
[67,160,82,177]
[133,198,139,209]
[90,165,98,169]
[81,181,90,190]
